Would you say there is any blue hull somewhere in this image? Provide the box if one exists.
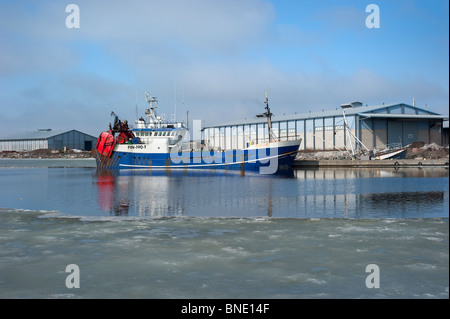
[95,144,300,174]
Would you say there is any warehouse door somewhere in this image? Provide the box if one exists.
[84,141,92,151]
[402,121,418,146]
[387,121,403,146]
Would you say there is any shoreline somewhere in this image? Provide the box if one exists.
[1,143,448,164]
[0,149,93,159]
[293,159,449,168]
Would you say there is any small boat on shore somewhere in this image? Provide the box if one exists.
[371,145,407,160]
[95,92,301,174]
[340,103,407,161]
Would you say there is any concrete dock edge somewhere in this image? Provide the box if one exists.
[293,159,449,168]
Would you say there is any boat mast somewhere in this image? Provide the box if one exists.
[341,106,355,157]
[264,90,277,142]
[340,104,371,157]
[145,91,159,125]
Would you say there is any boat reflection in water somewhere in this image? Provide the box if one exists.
[95,168,288,217]
[96,167,448,219]
[97,171,131,216]
[97,169,183,217]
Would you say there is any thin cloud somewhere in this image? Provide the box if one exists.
[0,1,447,137]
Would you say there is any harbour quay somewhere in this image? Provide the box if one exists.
[293,142,449,168]
[293,158,449,168]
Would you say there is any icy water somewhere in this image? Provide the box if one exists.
[0,158,448,300]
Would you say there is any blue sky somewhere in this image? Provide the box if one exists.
[0,0,448,137]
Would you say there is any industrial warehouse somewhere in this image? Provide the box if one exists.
[0,129,97,152]
[0,102,448,158]
[202,102,448,152]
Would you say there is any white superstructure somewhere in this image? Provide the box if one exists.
[115,92,188,154]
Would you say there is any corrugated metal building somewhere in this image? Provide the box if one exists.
[202,102,449,151]
[0,129,98,152]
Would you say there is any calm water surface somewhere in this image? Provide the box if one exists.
[0,159,448,299]
[0,159,448,219]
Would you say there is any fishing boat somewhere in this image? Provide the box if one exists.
[95,91,302,174]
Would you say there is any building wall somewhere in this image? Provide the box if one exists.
[0,140,48,152]
[372,119,388,148]
[0,130,97,152]
[387,121,403,146]
[402,121,418,146]
[429,123,442,145]
[443,127,449,146]
[417,122,429,144]
[205,127,353,152]
[48,131,97,151]
[203,116,446,152]
[362,119,443,150]
[359,119,444,150]
[360,119,374,150]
